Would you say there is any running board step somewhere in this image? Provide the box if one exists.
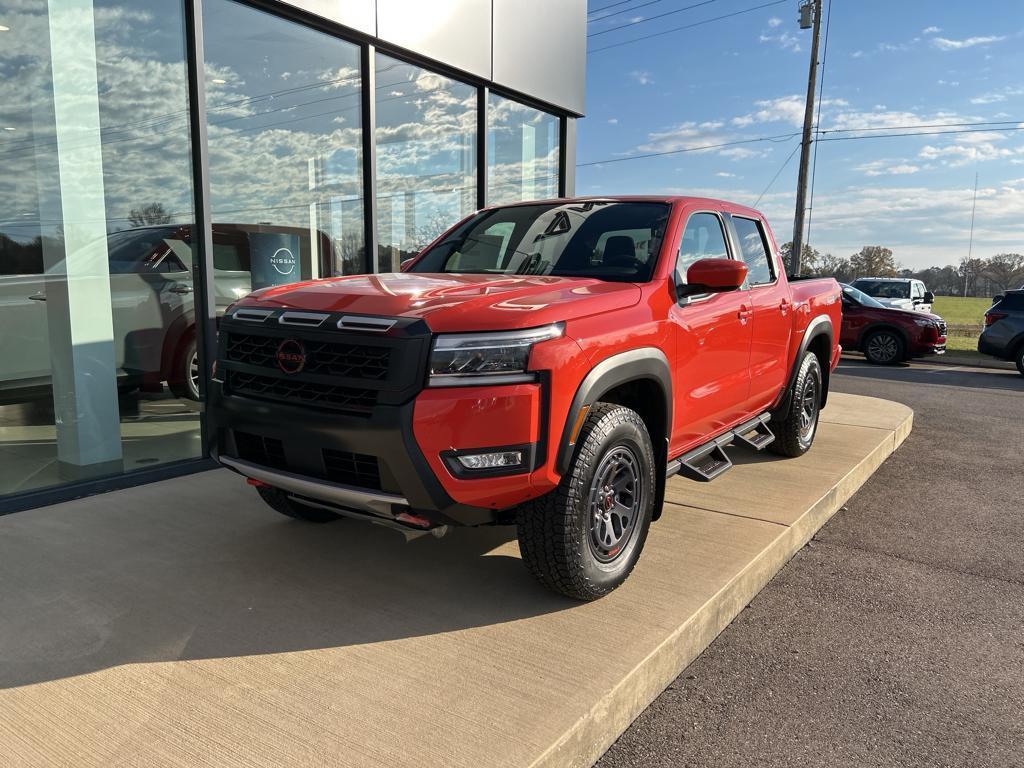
[665,412,775,483]
[732,414,775,451]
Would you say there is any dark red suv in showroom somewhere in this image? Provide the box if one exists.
[839,283,947,364]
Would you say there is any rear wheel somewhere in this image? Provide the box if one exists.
[863,329,904,365]
[1015,344,1024,377]
[256,485,343,523]
[169,336,200,401]
[769,351,822,458]
[516,402,655,601]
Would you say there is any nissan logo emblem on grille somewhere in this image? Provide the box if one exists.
[275,339,306,374]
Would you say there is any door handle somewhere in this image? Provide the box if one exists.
[169,284,193,294]
[28,292,46,302]
[779,299,790,316]
[738,305,753,322]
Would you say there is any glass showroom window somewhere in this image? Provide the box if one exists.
[203,0,365,287]
[374,54,476,272]
[488,94,560,205]
[0,0,201,498]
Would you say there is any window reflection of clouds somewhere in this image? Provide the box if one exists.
[488,94,559,206]
[203,0,365,277]
[375,53,476,272]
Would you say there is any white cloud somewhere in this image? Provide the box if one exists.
[759,29,801,52]
[922,26,941,35]
[851,50,864,58]
[767,17,782,28]
[716,171,737,178]
[971,93,1006,105]
[732,95,848,128]
[607,118,619,125]
[855,160,921,177]
[630,70,654,86]
[931,35,1006,51]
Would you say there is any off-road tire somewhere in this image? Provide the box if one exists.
[516,402,656,601]
[769,351,822,458]
[257,485,343,523]
[863,329,904,365]
[1015,343,1024,377]
[169,336,200,401]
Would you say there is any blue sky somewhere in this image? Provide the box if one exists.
[577,0,1024,269]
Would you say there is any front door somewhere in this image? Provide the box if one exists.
[668,211,753,451]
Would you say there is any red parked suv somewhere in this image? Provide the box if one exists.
[839,283,947,364]
[210,197,841,599]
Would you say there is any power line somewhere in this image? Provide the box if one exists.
[818,119,1023,135]
[588,0,719,38]
[588,0,673,22]
[805,0,832,247]
[588,0,788,53]
[754,141,801,207]
[577,131,800,167]
[588,0,644,16]
[818,125,1024,141]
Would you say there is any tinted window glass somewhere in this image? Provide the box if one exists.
[733,217,774,286]
[411,201,669,282]
[854,280,910,299]
[676,213,729,283]
[995,292,1024,311]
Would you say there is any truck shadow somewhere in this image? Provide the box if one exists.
[0,481,574,690]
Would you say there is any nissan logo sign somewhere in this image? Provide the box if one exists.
[275,338,306,374]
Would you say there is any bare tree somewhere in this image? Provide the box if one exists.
[849,246,897,278]
[128,202,173,227]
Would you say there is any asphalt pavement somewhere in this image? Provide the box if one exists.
[598,358,1024,768]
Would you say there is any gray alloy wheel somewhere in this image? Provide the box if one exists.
[798,369,819,444]
[864,330,903,365]
[187,347,201,400]
[587,446,643,564]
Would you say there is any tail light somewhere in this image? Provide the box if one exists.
[985,312,1008,327]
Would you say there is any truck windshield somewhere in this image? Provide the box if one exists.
[409,201,671,282]
[853,279,910,299]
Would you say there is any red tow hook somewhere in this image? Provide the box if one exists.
[246,477,270,488]
[396,511,432,529]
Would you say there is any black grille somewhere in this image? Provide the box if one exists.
[234,431,286,470]
[937,321,947,337]
[226,370,376,413]
[226,332,391,380]
[323,449,382,490]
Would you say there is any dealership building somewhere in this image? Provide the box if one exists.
[0,0,586,512]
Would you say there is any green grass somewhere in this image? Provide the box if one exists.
[932,296,991,326]
[943,335,979,352]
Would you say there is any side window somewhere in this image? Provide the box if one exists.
[676,212,729,284]
[912,282,924,299]
[732,216,775,286]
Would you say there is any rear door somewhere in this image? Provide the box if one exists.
[668,210,753,449]
[727,214,791,412]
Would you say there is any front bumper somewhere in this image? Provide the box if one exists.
[209,383,506,527]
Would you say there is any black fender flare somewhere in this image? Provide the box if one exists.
[856,321,910,354]
[556,347,673,474]
[773,315,834,418]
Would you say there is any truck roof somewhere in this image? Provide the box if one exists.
[852,277,915,283]
[484,195,768,221]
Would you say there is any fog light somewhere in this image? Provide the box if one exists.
[456,451,524,470]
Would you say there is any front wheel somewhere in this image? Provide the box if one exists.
[516,402,656,601]
[863,330,904,365]
[1015,345,1024,377]
[769,351,822,458]
[169,336,201,401]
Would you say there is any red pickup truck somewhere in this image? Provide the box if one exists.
[210,197,841,600]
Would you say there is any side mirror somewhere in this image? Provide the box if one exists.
[399,258,415,272]
[679,258,748,297]
[923,290,935,303]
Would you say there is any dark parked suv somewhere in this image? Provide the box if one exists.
[979,290,1024,376]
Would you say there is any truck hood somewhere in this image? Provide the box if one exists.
[241,273,643,332]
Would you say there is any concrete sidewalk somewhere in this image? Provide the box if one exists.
[0,393,911,768]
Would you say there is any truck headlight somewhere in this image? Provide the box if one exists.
[428,323,564,387]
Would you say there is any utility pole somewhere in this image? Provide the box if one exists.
[965,172,978,296]
[789,0,823,277]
